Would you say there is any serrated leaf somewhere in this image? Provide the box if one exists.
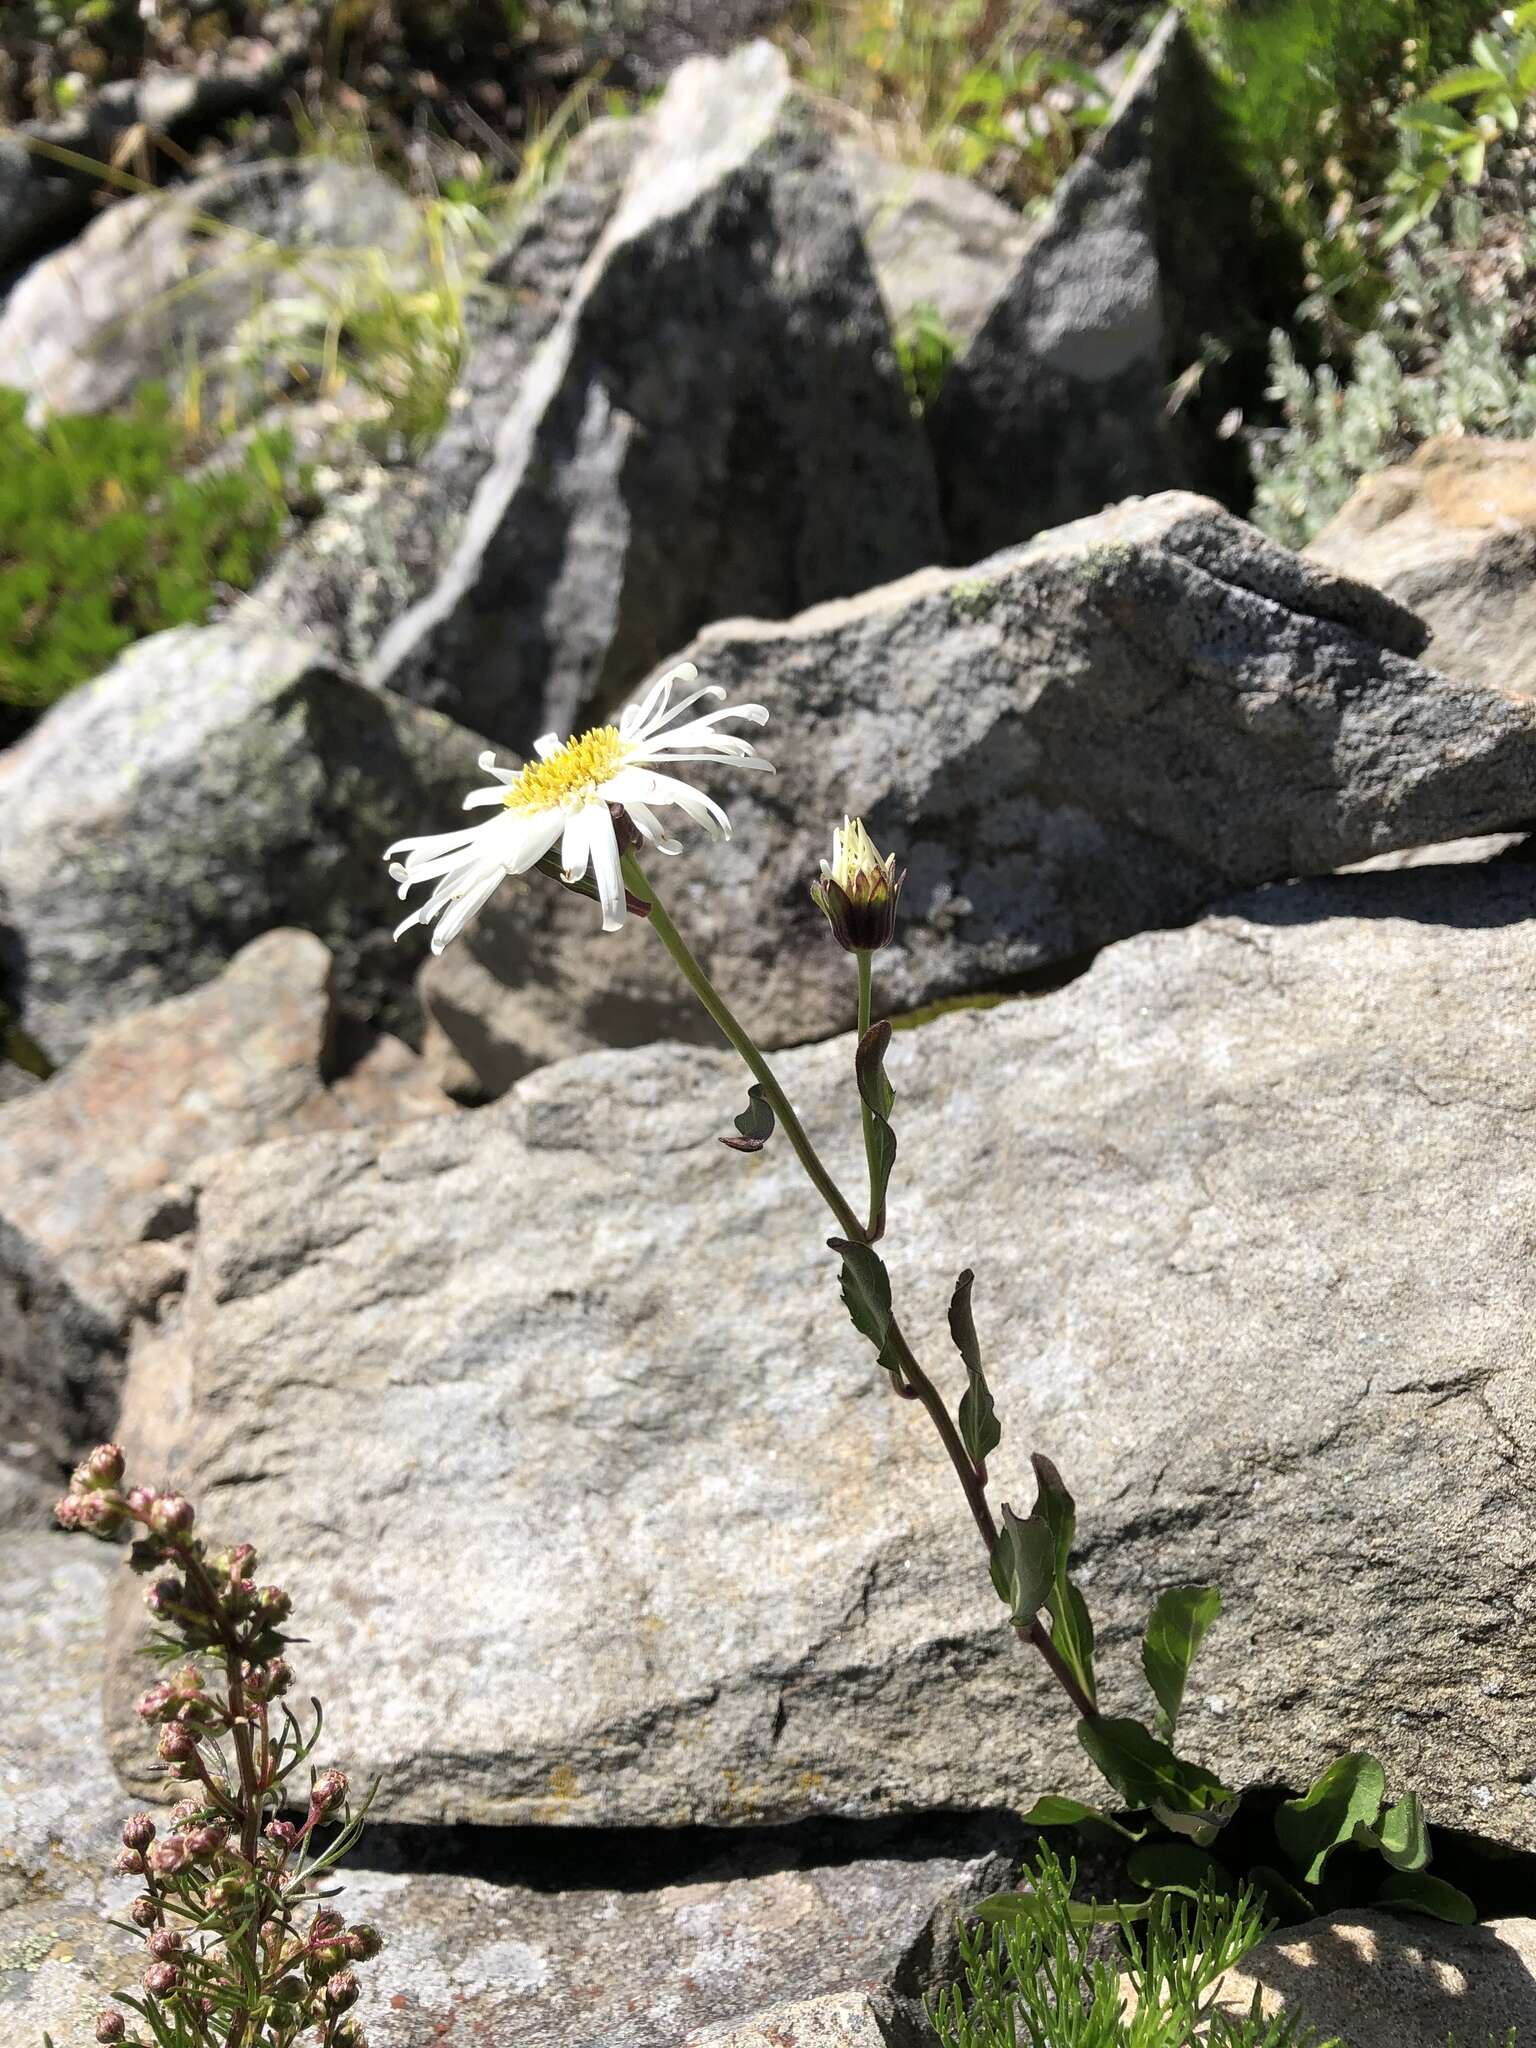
[1030,1455,1097,1709]
[721,1083,775,1152]
[1377,1870,1476,1923]
[1077,1718,1239,1846]
[949,1270,1001,1472]
[1425,62,1508,100]
[997,1502,1054,1624]
[828,1238,891,1355]
[1142,1585,1221,1741]
[855,1021,895,1119]
[1395,99,1475,133]
[1275,1753,1386,1887]
[1023,1794,1147,1841]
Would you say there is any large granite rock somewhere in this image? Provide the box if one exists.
[369,41,942,752]
[835,144,1030,355]
[928,13,1295,561]
[0,624,486,1063]
[0,930,450,1525]
[692,1992,897,2047]
[2,1532,1006,2046]
[1210,1909,1536,2041]
[1307,436,1536,697]
[414,490,1536,1097]
[112,861,1536,1848]
[0,159,421,421]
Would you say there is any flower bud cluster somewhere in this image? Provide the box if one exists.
[56,1448,381,2048]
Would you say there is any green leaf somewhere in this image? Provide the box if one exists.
[1021,1794,1145,1840]
[972,1889,1147,1932]
[828,1238,892,1355]
[1077,1718,1239,1846]
[1126,1841,1229,1894]
[1424,63,1509,100]
[1142,1586,1222,1741]
[949,1270,1001,1473]
[1274,1753,1387,1887]
[721,1083,775,1152]
[1247,1861,1319,1927]
[1367,1791,1430,1872]
[855,1021,895,1119]
[1030,1455,1097,1710]
[996,1502,1055,1624]
[1394,99,1475,134]
[1377,1871,1476,1923]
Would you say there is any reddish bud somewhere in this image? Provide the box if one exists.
[144,1577,186,1617]
[75,1444,125,1490]
[157,1724,196,1764]
[113,1848,146,1877]
[311,1910,346,1941]
[148,1836,192,1877]
[95,2015,126,2044]
[345,1922,384,1960]
[149,1495,194,1537]
[121,1813,156,1851]
[185,1824,227,1860]
[144,1960,180,1997]
[265,1818,299,1850]
[310,1768,349,1815]
[125,1487,156,1516]
[54,1494,85,1529]
[146,1929,183,1960]
[255,1585,292,1623]
[130,1896,160,1929]
[325,1969,361,2012]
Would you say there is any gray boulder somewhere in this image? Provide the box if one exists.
[369,41,942,751]
[111,860,1536,1848]
[1,1531,1006,2046]
[0,624,486,1063]
[1209,1909,1536,2041]
[0,930,450,1525]
[0,159,422,421]
[835,143,1030,355]
[928,12,1295,561]
[415,490,1536,1097]
[1307,435,1536,696]
[690,1992,898,2047]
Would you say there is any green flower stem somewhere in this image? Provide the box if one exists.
[855,948,882,1236]
[627,854,1098,1727]
[622,855,867,1244]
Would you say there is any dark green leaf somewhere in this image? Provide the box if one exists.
[972,1889,1147,1932]
[1077,1718,1239,1847]
[721,1083,776,1152]
[1367,1791,1429,1873]
[1030,1455,1097,1710]
[1376,1871,1476,1923]
[1275,1753,1386,1887]
[1142,1585,1222,1741]
[1126,1842,1229,1894]
[998,1502,1054,1624]
[828,1238,892,1356]
[1246,1862,1319,1927]
[866,1115,897,1241]
[855,1021,895,1119]
[1023,1794,1146,1841]
[950,1270,1001,1472]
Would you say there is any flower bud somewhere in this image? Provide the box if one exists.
[325,1969,361,2013]
[122,1813,157,1851]
[255,1584,292,1624]
[309,1768,349,1815]
[125,1488,156,1516]
[810,817,904,954]
[149,1495,194,1537]
[54,1494,85,1529]
[229,1542,258,1579]
[347,1923,384,1960]
[146,1929,183,1960]
[144,1960,180,1997]
[264,1818,299,1851]
[77,1491,127,1536]
[185,1824,227,1860]
[148,1836,192,1877]
[333,2023,369,2048]
[157,1724,197,1764]
[169,1800,203,1828]
[130,1896,161,1929]
[73,1444,125,1491]
[95,2015,126,2044]
[205,1873,246,1909]
[311,1911,346,1941]
[114,1848,146,1877]
[144,1578,186,1617]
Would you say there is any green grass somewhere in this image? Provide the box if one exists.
[0,385,295,710]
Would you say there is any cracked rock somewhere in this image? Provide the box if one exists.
[0,929,452,1524]
[111,860,1536,1846]
[369,40,942,750]
[413,489,1536,1097]
[0,623,488,1064]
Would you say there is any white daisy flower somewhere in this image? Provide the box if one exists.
[386,662,771,950]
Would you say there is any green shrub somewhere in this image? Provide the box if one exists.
[0,385,294,710]
[1183,0,1500,329]
[1250,196,1536,543]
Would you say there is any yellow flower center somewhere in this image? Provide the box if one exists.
[502,726,628,813]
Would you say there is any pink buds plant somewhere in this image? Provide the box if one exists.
[51,1449,380,2048]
